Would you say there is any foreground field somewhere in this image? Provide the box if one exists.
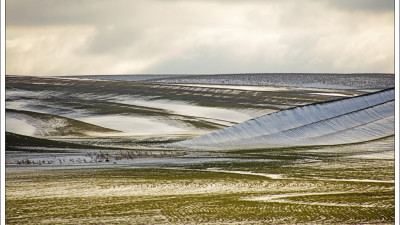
[6,136,394,224]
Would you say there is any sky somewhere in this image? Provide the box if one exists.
[5,0,395,76]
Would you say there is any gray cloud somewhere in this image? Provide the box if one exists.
[6,0,90,26]
[323,0,394,12]
[5,0,395,75]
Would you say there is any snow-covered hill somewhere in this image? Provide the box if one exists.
[172,89,395,150]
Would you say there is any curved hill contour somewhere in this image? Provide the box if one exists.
[172,89,394,150]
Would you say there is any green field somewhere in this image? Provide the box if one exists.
[6,136,394,224]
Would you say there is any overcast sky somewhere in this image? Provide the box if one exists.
[6,0,395,76]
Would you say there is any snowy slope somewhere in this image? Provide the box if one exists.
[172,89,394,150]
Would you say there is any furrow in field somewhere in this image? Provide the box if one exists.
[173,89,394,150]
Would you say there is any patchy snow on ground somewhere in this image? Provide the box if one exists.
[172,84,357,97]
[6,118,36,136]
[151,73,395,90]
[173,89,395,150]
[204,169,283,179]
[109,95,267,124]
[78,115,201,136]
[6,111,81,137]
[309,92,353,97]
[348,150,394,160]
[171,84,293,92]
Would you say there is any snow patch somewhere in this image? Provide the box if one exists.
[109,95,262,123]
[205,169,283,179]
[77,115,203,136]
[6,118,36,136]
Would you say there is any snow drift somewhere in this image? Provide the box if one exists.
[171,89,395,150]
